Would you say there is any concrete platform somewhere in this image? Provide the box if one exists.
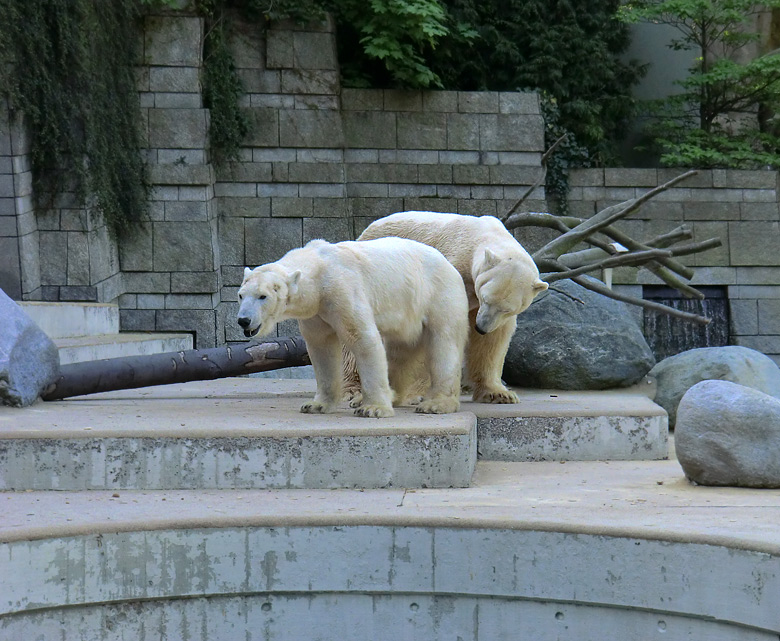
[1,457,780,639]
[18,301,194,364]
[55,332,194,365]
[0,378,477,490]
[0,379,778,639]
[0,378,667,492]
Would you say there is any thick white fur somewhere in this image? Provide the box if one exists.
[238,238,468,417]
[356,211,548,403]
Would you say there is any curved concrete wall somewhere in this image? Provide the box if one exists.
[2,525,778,639]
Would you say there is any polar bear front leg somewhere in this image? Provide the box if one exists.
[349,329,394,418]
[299,321,342,414]
[467,313,520,404]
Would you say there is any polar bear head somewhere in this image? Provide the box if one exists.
[236,265,301,338]
[473,248,548,335]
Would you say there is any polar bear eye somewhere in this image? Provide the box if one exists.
[237,293,243,301]
[258,295,266,300]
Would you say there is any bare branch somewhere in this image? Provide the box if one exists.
[571,276,711,326]
[668,237,723,257]
[534,170,699,259]
[500,134,567,222]
[542,248,674,283]
[645,224,693,248]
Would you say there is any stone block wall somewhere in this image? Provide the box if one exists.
[567,168,780,364]
[0,103,29,301]
[209,17,545,345]
[0,11,542,349]
[118,14,222,347]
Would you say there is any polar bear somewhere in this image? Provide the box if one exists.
[354,211,548,403]
[237,238,468,417]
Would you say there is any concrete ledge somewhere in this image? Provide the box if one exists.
[473,389,668,461]
[55,332,194,364]
[18,301,119,338]
[0,380,476,490]
[2,452,780,638]
[0,520,777,638]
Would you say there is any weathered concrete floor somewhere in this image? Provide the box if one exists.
[2,440,780,554]
[1,378,778,554]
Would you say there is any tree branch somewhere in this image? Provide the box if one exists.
[571,276,711,325]
[533,170,699,259]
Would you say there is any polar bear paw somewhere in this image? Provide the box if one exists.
[472,387,519,404]
[354,404,394,418]
[300,400,336,414]
[416,397,460,414]
[347,392,363,408]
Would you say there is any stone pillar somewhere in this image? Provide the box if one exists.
[0,100,39,301]
[121,13,221,348]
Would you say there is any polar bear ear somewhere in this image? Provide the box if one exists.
[243,267,252,280]
[533,279,548,293]
[287,270,302,295]
[483,248,499,269]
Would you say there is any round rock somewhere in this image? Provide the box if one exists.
[502,278,655,390]
[0,290,61,407]
[649,346,780,428]
[676,379,780,487]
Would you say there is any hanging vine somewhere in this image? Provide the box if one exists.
[0,0,148,237]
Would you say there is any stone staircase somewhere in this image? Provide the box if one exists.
[18,301,193,364]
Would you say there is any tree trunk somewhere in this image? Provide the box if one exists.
[41,337,310,401]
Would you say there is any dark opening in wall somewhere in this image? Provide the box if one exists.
[643,285,730,362]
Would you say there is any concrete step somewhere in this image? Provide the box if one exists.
[0,378,477,491]
[55,332,194,365]
[18,301,119,338]
[18,301,194,364]
[475,382,668,462]
[0,379,667,493]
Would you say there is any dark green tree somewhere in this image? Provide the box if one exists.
[428,0,645,164]
[621,0,780,168]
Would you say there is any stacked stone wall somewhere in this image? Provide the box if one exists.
[567,168,780,365]
[3,11,779,362]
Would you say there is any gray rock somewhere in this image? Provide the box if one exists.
[503,278,655,390]
[650,346,780,428]
[676,380,780,487]
[0,289,60,407]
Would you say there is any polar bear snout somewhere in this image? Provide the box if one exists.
[236,296,266,338]
[475,323,488,335]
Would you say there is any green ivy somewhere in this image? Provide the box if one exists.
[0,0,148,237]
[197,0,249,164]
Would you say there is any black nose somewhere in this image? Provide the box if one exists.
[237,316,251,328]
[475,324,487,335]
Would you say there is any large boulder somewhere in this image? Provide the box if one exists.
[0,289,60,407]
[650,346,780,428]
[676,380,780,487]
[503,278,655,390]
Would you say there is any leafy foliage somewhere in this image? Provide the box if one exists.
[330,0,462,88]
[429,0,645,164]
[0,0,148,236]
[621,0,780,168]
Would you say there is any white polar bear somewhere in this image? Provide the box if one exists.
[356,211,548,403]
[237,238,468,417]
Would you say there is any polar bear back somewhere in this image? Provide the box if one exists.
[301,237,467,345]
[358,211,540,308]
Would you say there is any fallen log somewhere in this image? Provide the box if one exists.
[41,336,310,401]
